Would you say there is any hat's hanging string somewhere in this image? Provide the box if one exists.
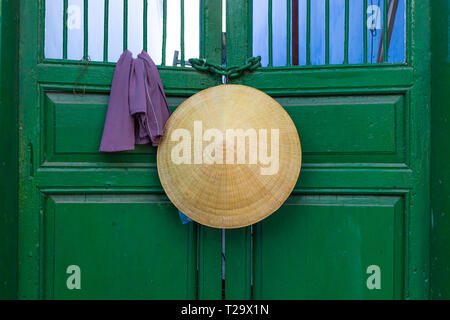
[73,56,91,96]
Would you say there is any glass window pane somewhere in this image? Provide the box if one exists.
[45,0,201,65]
[253,0,269,67]
[252,0,406,66]
[165,0,181,65]
[272,0,287,66]
[310,0,325,65]
[88,0,105,62]
[184,0,200,62]
[45,0,64,59]
[108,0,124,62]
[148,0,164,65]
[67,0,84,60]
[349,0,364,64]
[367,0,384,63]
[298,0,307,65]
[330,0,345,64]
[387,0,405,63]
[128,0,144,57]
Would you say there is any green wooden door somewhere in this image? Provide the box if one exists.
[223,0,430,300]
[18,0,224,300]
[17,0,430,300]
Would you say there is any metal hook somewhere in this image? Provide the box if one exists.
[73,56,91,96]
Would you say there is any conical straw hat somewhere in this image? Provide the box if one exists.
[157,84,301,229]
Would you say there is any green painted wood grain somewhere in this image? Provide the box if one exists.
[406,0,431,299]
[42,93,405,166]
[253,196,404,300]
[225,228,251,299]
[226,0,252,66]
[0,0,19,300]
[430,0,450,300]
[45,195,196,299]
[198,226,222,300]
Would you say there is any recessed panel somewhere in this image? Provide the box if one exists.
[44,194,196,300]
[44,93,405,167]
[276,95,405,164]
[44,92,185,165]
[254,195,404,300]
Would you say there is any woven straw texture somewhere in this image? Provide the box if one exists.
[157,85,301,228]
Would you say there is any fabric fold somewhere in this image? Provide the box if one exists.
[139,51,171,146]
[100,50,171,152]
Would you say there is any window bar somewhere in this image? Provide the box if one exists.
[103,0,109,62]
[143,0,148,52]
[268,0,273,66]
[325,0,330,64]
[286,0,291,66]
[162,0,167,65]
[83,0,89,59]
[383,0,388,62]
[344,0,349,64]
[180,0,185,66]
[306,0,310,65]
[123,0,128,51]
[363,0,368,64]
[63,0,68,59]
[42,0,46,60]
[292,0,299,65]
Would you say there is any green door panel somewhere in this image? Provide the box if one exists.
[44,92,186,164]
[276,95,405,164]
[44,194,196,300]
[42,91,405,176]
[18,0,227,300]
[224,0,430,300]
[253,195,404,300]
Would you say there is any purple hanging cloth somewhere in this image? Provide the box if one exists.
[100,50,171,152]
